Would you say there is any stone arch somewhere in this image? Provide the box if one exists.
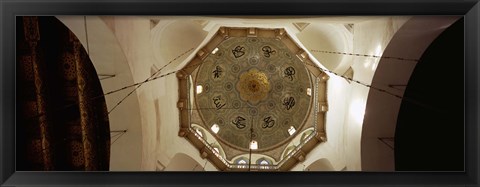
[306,158,335,171]
[165,153,204,171]
[57,16,143,171]
[361,16,460,171]
[305,158,335,171]
[296,23,353,73]
[151,20,208,72]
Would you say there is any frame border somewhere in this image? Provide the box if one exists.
[1,0,479,186]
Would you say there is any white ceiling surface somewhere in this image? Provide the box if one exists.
[55,15,441,171]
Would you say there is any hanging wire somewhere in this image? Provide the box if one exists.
[192,164,199,171]
[110,129,127,145]
[309,50,422,97]
[107,47,194,114]
[388,84,407,91]
[85,16,118,81]
[27,48,200,120]
[314,64,402,99]
[302,54,446,113]
[84,16,90,55]
[102,57,211,97]
[110,130,126,140]
[310,50,419,62]
[27,47,438,120]
[184,106,254,111]
[202,159,208,170]
[248,116,254,171]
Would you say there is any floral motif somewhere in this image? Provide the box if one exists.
[236,68,271,105]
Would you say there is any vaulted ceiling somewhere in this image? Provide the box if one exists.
[57,16,462,171]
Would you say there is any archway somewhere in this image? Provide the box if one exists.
[306,158,335,171]
[164,153,205,171]
[57,16,143,171]
[361,16,460,171]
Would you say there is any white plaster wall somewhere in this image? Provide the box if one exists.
[164,153,204,171]
[290,75,349,171]
[151,20,208,72]
[306,158,336,171]
[297,23,353,73]
[108,17,159,170]
[343,17,411,171]
[149,19,218,171]
[109,17,218,171]
[290,17,411,171]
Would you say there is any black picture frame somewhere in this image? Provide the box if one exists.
[1,0,479,186]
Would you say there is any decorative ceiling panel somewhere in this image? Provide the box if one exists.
[177,27,328,171]
[195,37,313,151]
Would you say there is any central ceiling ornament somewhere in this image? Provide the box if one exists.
[237,68,271,105]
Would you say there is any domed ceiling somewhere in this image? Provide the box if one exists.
[177,27,329,171]
[195,36,313,151]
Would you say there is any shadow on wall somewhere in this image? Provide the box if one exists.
[164,153,205,171]
[395,18,464,171]
[361,16,461,172]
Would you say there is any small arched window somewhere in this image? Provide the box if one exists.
[256,158,272,165]
[211,124,220,134]
[301,130,314,142]
[234,157,249,165]
[238,160,247,165]
[195,128,203,137]
[283,146,296,159]
[196,85,203,94]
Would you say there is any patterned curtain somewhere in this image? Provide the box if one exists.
[16,16,110,171]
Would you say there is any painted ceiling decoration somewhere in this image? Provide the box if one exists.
[177,27,329,171]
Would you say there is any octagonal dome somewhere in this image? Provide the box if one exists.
[177,27,329,171]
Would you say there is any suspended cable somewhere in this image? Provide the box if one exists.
[192,164,199,171]
[184,106,254,111]
[378,137,395,150]
[308,50,445,113]
[248,116,254,171]
[84,16,90,55]
[110,129,127,146]
[108,48,194,114]
[203,159,208,170]
[303,62,403,99]
[388,84,407,91]
[110,130,127,139]
[310,49,419,62]
[110,133,122,140]
[101,59,208,97]
[110,134,124,145]
[27,48,201,120]
[301,59,447,113]
[27,46,440,121]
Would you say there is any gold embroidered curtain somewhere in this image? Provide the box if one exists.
[16,16,110,171]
